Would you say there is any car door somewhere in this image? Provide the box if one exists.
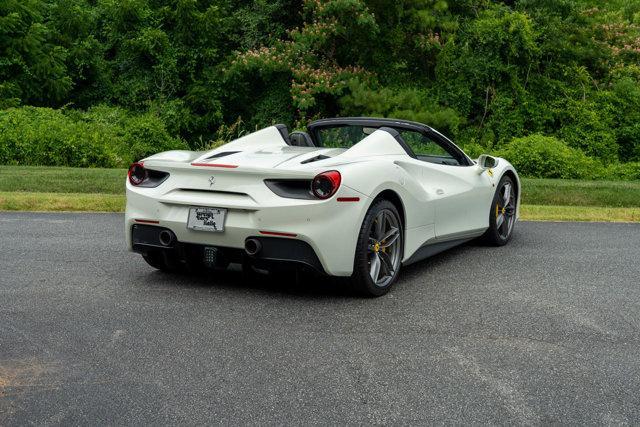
[396,130,494,239]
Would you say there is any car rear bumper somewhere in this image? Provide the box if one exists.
[125,184,369,276]
[131,223,326,273]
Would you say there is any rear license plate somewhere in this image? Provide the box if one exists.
[187,207,227,232]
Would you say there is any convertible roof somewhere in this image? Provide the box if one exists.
[307,116,473,167]
[307,117,434,134]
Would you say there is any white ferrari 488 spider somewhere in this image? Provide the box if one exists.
[126,117,520,296]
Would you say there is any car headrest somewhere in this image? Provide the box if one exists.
[289,131,314,147]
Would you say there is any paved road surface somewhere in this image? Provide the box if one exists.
[1,213,639,424]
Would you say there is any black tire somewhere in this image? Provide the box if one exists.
[351,199,404,297]
[141,250,183,273]
[480,175,517,246]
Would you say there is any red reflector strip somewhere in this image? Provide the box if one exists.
[259,231,297,238]
[134,219,159,224]
[337,197,360,202]
[190,163,238,168]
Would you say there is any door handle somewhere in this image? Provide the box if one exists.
[436,189,445,195]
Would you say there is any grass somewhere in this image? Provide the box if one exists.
[521,178,640,208]
[0,192,125,212]
[0,166,125,194]
[520,205,640,222]
[1,166,639,221]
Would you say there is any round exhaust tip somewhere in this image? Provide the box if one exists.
[158,230,175,246]
[245,238,262,256]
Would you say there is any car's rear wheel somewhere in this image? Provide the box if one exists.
[351,200,403,297]
[142,250,183,272]
[481,175,517,245]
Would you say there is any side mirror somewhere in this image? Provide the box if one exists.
[476,154,498,173]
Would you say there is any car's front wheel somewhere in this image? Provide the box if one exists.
[481,175,517,245]
[351,200,403,297]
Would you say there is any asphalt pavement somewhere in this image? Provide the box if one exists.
[1,213,639,424]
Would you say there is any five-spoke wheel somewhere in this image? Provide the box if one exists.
[351,200,403,296]
[367,209,402,287]
[482,175,517,245]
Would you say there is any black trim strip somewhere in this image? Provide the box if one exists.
[177,188,248,197]
[402,238,471,266]
[264,179,314,200]
[300,154,330,164]
[138,169,170,188]
[205,151,240,160]
[246,236,325,273]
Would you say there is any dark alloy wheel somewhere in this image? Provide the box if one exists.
[481,176,517,245]
[351,199,403,297]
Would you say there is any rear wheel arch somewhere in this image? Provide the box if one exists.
[371,189,406,231]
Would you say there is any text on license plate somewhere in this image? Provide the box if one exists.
[187,207,227,232]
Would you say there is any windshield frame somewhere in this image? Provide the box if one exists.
[307,117,473,166]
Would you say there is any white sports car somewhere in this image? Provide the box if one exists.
[126,117,520,296]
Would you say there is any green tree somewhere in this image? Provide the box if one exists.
[0,0,72,107]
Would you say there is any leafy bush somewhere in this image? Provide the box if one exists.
[552,98,619,161]
[496,134,602,179]
[604,162,640,180]
[0,106,187,167]
[461,142,486,160]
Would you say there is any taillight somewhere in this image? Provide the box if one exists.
[311,170,341,199]
[128,162,147,186]
[128,162,170,188]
